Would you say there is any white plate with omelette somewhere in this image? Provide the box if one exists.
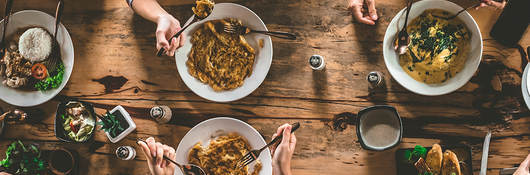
[0,10,74,107]
[174,117,272,175]
[383,0,482,96]
[174,3,272,102]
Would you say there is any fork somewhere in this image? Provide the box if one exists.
[0,0,14,56]
[223,23,297,40]
[236,122,300,169]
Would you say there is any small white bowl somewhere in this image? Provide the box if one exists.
[383,0,483,96]
[104,105,136,143]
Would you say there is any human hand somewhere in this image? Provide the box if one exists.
[514,153,530,175]
[270,124,297,175]
[475,0,506,10]
[156,14,185,56]
[0,172,12,175]
[138,137,177,175]
[348,0,378,25]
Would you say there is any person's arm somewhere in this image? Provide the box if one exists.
[127,0,184,56]
[475,0,506,10]
[138,137,177,175]
[270,124,297,175]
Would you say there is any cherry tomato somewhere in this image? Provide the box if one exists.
[31,63,48,80]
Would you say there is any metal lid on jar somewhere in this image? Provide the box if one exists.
[309,55,325,70]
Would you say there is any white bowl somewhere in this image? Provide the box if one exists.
[383,0,482,96]
[174,3,273,102]
[0,10,74,106]
[175,117,272,175]
[104,105,137,143]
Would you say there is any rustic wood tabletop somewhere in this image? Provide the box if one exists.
[0,0,529,174]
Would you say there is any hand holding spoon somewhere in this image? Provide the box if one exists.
[137,139,206,175]
[394,0,413,55]
[156,6,213,57]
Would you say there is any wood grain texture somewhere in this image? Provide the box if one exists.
[0,0,529,174]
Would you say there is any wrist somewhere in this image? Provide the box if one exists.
[272,162,291,175]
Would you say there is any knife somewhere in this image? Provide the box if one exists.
[499,167,518,175]
[480,130,492,175]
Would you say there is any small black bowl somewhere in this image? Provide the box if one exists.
[356,105,403,151]
[54,101,97,143]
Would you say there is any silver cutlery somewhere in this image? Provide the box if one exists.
[0,0,14,56]
[223,23,296,40]
[394,0,412,55]
[46,0,64,72]
[137,139,206,175]
[236,122,300,169]
[480,130,492,175]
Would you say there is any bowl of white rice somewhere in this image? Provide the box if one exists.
[0,10,74,107]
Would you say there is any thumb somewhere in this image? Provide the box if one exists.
[281,125,292,145]
[156,31,170,51]
[138,141,153,163]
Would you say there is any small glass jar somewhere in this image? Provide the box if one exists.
[309,55,325,70]
[150,106,172,124]
[116,146,136,160]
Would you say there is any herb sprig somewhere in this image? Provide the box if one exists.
[0,140,45,175]
[34,62,65,91]
[97,111,125,138]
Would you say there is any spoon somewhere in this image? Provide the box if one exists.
[136,139,206,175]
[46,0,64,72]
[394,0,413,55]
[0,0,14,56]
[156,8,213,57]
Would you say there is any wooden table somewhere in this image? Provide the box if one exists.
[0,0,529,174]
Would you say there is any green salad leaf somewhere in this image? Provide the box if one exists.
[0,140,45,175]
[34,62,65,91]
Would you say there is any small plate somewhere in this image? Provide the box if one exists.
[174,3,273,102]
[395,145,473,175]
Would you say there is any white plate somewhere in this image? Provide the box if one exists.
[522,64,530,110]
[526,63,530,95]
[383,0,483,96]
[175,117,272,175]
[0,10,74,107]
[174,3,273,102]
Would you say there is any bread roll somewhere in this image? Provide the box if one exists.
[442,150,461,175]
[426,144,443,175]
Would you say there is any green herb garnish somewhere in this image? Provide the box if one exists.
[34,62,65,91]
[97,111,125,138]
[0,140,45,175]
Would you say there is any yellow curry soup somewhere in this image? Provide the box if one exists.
[399,9,470,84]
